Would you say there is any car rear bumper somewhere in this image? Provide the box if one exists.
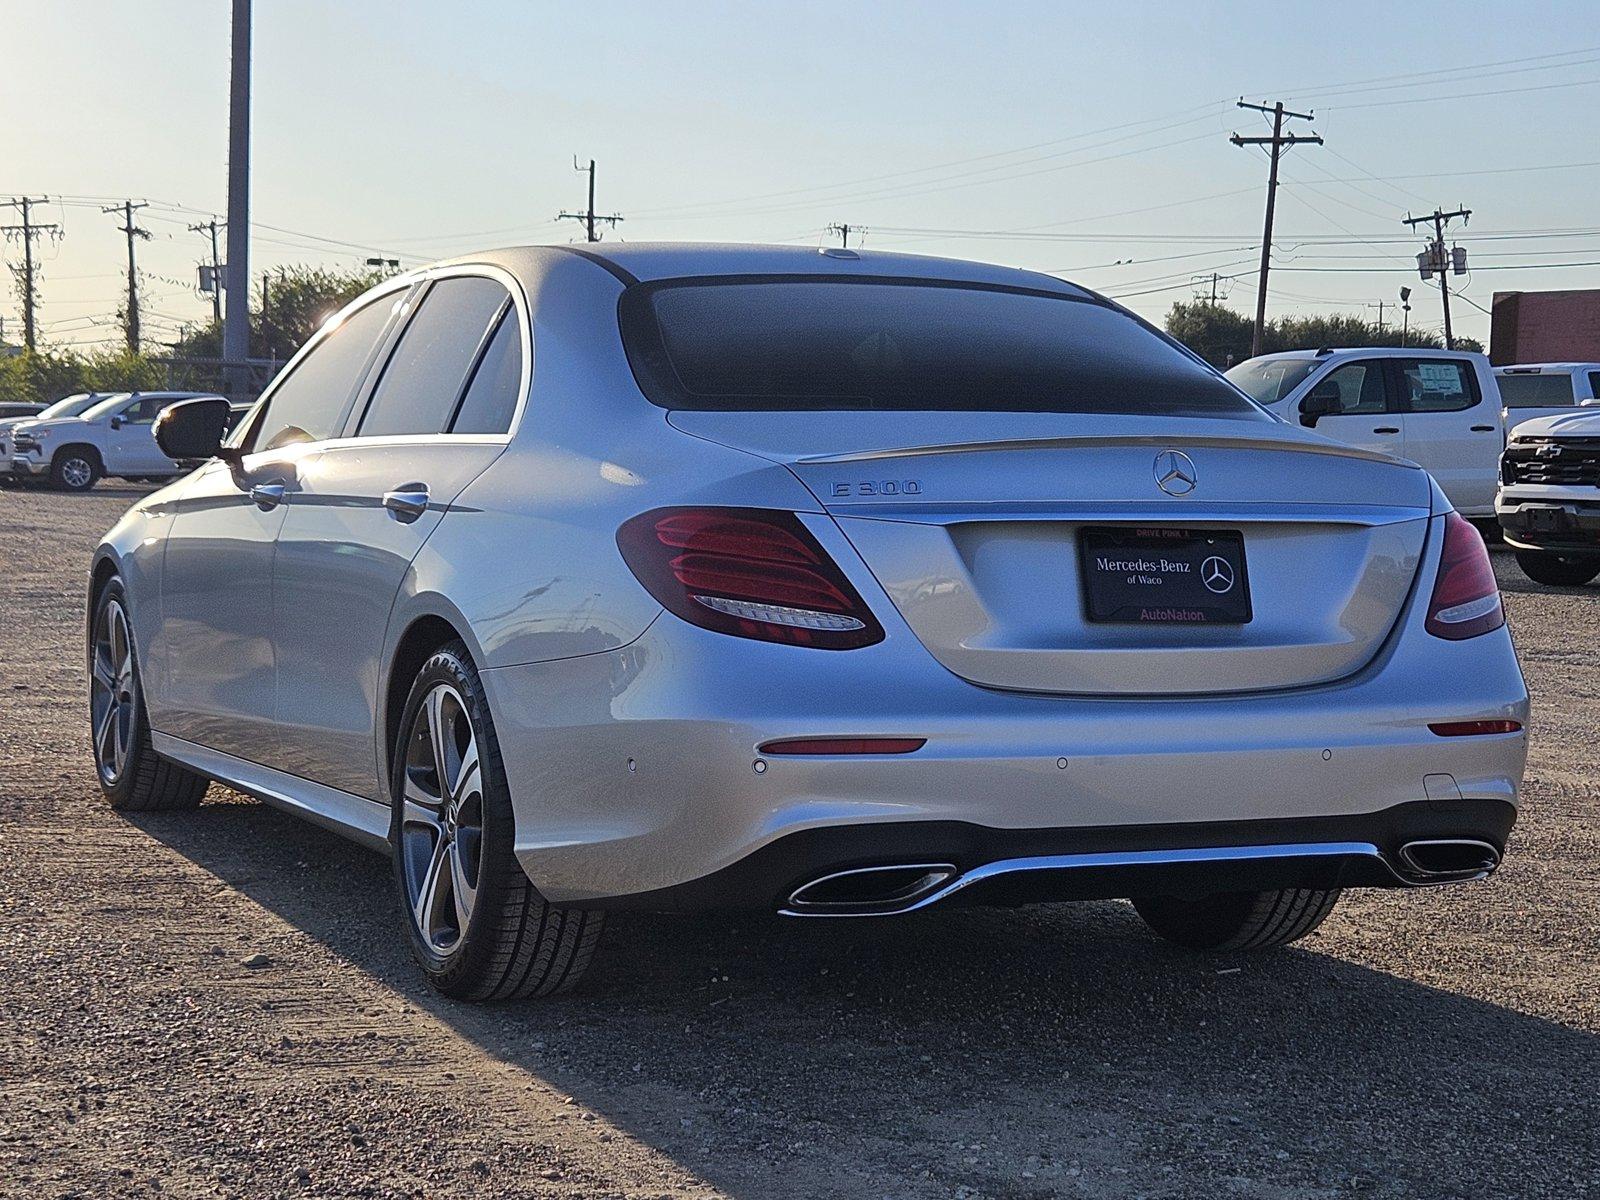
[481,601,1529,908]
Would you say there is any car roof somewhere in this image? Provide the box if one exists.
[442,241,1097,299]
[1244,347,1484,363]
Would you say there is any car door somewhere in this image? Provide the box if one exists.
[106,394,177,474]
[153,291,406,762]
[1390,357,1498,514]
[1297,359,1404,459]
[271,271,521,801]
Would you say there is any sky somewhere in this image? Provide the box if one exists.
[4,0,1599,355]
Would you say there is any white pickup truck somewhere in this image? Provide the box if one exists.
[1495,363,1600,435]
[1497,408,1600,586]
[8,390,228,491]
[1225,348,1504,517]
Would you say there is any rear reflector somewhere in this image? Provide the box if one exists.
[617,507,884,649]
[1425,512,1505,640]
[759,737,926,756]
[1428,720,1523,737]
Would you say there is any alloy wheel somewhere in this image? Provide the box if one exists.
[90,599,136,784]
[398,683,485,955]
[61,457,94,489]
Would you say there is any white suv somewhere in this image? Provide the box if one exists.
[1498,408,1600,586]
[1226,349,1505,517]
[9,391,226,491]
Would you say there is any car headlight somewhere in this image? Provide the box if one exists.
[29,429,48,440]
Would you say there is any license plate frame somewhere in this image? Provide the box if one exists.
[1078,526,1253,626]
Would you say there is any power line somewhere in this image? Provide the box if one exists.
[103,200,151,351]
[826,222,865,248]
[1,196,63,350]
[557,158,622,243]
[1231,99,1323,356]
[1403,206,1471,348]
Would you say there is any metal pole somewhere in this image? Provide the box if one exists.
[222,0,252,387]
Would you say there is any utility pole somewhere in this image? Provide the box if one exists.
[189,217,223,327]
[1367,299,1388,335]
[1,196,62,352]
[223,0,253,385]
[826,222,864,248]
[105,201,152,351]
[1403,207,1470,350]
[1230,100,1323,358]
[557,158,622,242]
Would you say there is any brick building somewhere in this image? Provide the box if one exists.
[1490,288,1600,364]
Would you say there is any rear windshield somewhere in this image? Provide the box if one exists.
[619,277,1261,417]
[1497,372,1573,408]
[1224,358,1319,406]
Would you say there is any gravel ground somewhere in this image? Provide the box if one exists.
[0,482,1595,1200]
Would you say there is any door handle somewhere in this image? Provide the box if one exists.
[383,485,430,523]
[1373,426,1400,434]
[249,481,286,510]
[1470,425,1496,432]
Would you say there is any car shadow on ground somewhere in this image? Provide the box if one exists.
[131,793,1600,1199]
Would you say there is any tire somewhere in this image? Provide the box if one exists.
[90,579,210,812]
[50,446,101,491]
[1133,888,1341,951]
[389,640,604,1001]
[1514,549,1600,587]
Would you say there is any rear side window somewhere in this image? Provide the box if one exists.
[1589,371,1600,400]
[450,310,523,434]
[1498,372,1574,408]
[255,297,398,450]
[1397,359,1478,413]
[620,277,1260,417]
[357,276,509,437]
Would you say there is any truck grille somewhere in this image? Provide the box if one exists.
[1504,438,1600,487]
[11,433,37,452]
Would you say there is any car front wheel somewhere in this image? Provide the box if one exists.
[51,448,102,491]
[1133,888,1341,951]
[390,641,604,1000]
[1514,549,1600,587]
[90,579,211,811]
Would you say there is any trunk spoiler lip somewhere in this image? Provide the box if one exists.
[791,433,1416,467]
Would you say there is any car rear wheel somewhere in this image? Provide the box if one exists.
[1514,550,1600,587]
[1133,888,1340,951]
[51,448,101,491]
[90,579,211,811]
[390,641,604,1000]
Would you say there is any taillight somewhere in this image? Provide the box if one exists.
[1425,512,1505,640]
[617,507,884,649]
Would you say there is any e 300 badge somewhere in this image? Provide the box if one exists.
[830,479,923,498]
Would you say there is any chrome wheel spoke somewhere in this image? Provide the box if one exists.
[91,600,137,785]
[413,833,451,941]
[450,735,480,807]
[426,688,454,797]
[448,840,476,934]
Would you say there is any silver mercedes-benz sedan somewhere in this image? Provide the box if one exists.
[90,243,1529,1000]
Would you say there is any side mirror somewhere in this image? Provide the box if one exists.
[154,397,234,463]
[1299,385,1340,428]
[108,415,124,430]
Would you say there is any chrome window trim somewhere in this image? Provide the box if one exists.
[235,261,533,454]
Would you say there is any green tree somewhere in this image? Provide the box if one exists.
[169,263,391,364]
[0,348,89,408]
[1165,301,1481,369]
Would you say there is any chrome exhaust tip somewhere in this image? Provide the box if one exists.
[782,863,957,916]
[1396,838,1501,883]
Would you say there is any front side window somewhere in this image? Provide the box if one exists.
[621,277,1261,418]
[1497,372,1573,408]
[1398,359,1478,413]
[122,395,171,425]
[357,276,509,438]
[1305,362,1388,416]
[1587,371,1600,401]
[253,295,399,451]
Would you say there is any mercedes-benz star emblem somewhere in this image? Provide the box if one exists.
[1201,555,1235,594]
[1153,449,1197,497]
